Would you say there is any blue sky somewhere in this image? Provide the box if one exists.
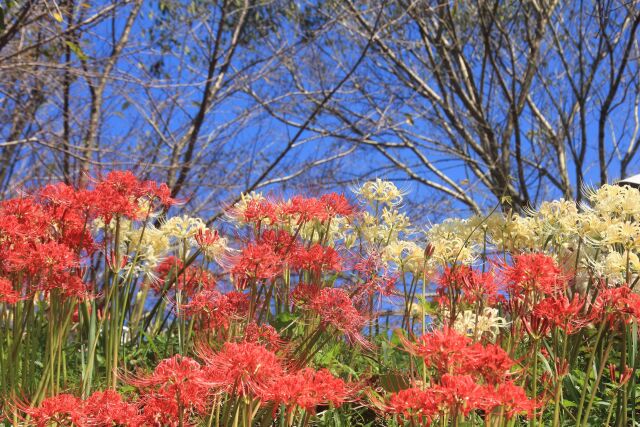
[29,0,640,226]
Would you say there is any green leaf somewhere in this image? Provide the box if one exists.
[272,311,298,331]
[65,41,88,61]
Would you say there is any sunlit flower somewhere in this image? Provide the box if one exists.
[195,228,228,262]
[501,253,566,295]
[532,295,588,334]
[352,179,406,207]
[266,368,350,413]
[309,287,368,346]
[201,341,284,397]
[452,308,508,341]
[291,244,343,273]
[386,386,440,425]
[83,390,142,426]
[132,355,208,414]
[161,215,206,240]
[231,242,283,288]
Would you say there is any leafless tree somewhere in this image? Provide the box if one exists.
[255,0,640,213]
[0,0,381,219]
[1,0,639,220]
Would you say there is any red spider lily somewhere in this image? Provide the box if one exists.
[351,252,397,298]
[225,291,251,314]
[438,265,502,305]
[609,364,634,387]
[403,327,472,376]
[593,284,640,326]
[153,257,216,297]
[22,390,143,426]
[154,256,184,279]
[142,180,175,208]
[291,244,343,273]
[353,273,397,301]
[266,368,351,414]
[243,199,280,225]
[231,242,283,289]
[291,282,322,309]
[479,381,538,419]
[385,374,530,424]
[139,393,181,427]
[0,277,21,303]
[91,170,175,222]
[21,394,85,427]
[0,195,91,299]
[244,322,283,350]
[37,185,96,251]
[466,342,515,383]
[180,268,217,296]
[522,313,551,339]
[532,294,589,334]
[280,196,329,224]
[435,374,484,416]
[3,241,76,276]
[195,228,220,249]
[319,193,354,218]
[183,289,248,330]
[258,229,300,256]
[386,387,440,425]
[500,253,567,295]
[199,341,284,397]
[352,251,385,276]
[49,273,90,298]
[0,197,52,243]
[131,355,208,414]
[83,389,143,426]
[403,328,516,383]
[309,287,368,345]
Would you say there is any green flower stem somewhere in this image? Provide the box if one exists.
[575,321,607,424]
[581,341,613,426]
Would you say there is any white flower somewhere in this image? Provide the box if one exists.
[161,215,206,240]
[452,308,508,341]
[352,179,406,207]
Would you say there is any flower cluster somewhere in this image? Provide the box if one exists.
[383,328,535,424]
[22,391,141,427]
[6,174,640,427]
[25,343,352,426]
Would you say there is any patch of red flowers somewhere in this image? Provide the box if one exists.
[266,368,351,414]
[437,265,503,310]
[21,390,142,427]
[386,328,535,424]
[501,253,566,295]
[182,289,249,330]
[291,244,343,273]
[532,294,590,334]
[308,287,368,346]
[593,284,640,326]
[91,170,175,223]
[231,242,283,289]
